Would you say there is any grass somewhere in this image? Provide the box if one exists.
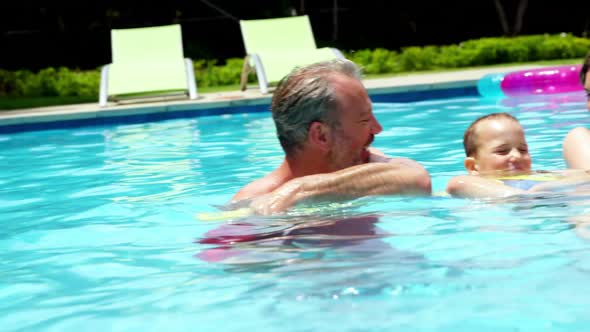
[0,86,242,111]
[0,58,583,111]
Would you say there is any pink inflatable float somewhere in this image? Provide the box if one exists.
[477,64,584,97]
[501,64,583,96]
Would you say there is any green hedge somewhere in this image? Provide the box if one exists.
[346,33,590,74]
[193,58,257,87]
[0,68,100,98]
[1,33,588,98]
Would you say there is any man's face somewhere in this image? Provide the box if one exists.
[327,75,383,171]
[584,70,590,111]
[469,118,532,174]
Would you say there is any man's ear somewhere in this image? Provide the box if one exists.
[464,157,479,175]
[308,121,331,151]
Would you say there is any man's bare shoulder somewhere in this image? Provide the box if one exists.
[369,149,425,170]
[231,172,285,202]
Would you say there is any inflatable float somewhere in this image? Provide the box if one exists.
[477,64,583,98]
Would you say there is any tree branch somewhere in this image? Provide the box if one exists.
[493,0,510,35]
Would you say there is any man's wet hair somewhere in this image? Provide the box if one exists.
[270,59,362,156]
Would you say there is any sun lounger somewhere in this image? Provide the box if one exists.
[99,24,197,106]
[239,15,344,94]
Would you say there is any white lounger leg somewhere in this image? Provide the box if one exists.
[184,58,198,100]
[250,54,269,94]
[99,65,110,107]
[331,48,345,59]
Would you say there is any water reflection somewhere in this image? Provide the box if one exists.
[194,202,465,301]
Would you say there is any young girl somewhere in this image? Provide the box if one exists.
[446,113,589,198]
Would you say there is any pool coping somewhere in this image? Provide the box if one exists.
[0,64,544,131]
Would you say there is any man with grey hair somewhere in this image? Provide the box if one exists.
[233,59,431,214]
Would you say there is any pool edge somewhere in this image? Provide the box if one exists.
[0,64,545,133]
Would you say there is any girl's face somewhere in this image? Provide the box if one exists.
[466,118,532,175]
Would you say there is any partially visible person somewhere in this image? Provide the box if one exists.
[232,59,431,214]
[446,113,590,198]
[563,127,590,170]
[446,113,535,198]
[562,52,590,169]
[581,51,590,111]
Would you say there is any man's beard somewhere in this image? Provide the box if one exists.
[328,135,361,171]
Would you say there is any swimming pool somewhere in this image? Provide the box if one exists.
[2,91,590,331]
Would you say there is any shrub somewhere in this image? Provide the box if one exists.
[13,70,41,96]
[194,58,253,87]
[398,46,440,71]
[347,48,401,74]
[0,68,99,97]
[2,33,588,98]
[536,33,590,60]
[54,68,100,97]
[0,69,16,96]
[434,45,476,68]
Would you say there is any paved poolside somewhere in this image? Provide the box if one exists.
[0,64,544,128]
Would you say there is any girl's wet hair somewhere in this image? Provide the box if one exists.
[463,112,520,157]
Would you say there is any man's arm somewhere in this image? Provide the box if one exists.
[249,161,431,215]
[446,175,526,198]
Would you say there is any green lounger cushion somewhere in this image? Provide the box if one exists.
[240,16,343,89]
[108,25,188,97]
[256,49,340,83]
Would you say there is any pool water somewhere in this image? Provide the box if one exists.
[2,92,590,331]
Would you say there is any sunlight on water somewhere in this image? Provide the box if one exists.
[1,92,590,331]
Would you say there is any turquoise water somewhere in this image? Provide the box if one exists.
[2,92,590,331]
